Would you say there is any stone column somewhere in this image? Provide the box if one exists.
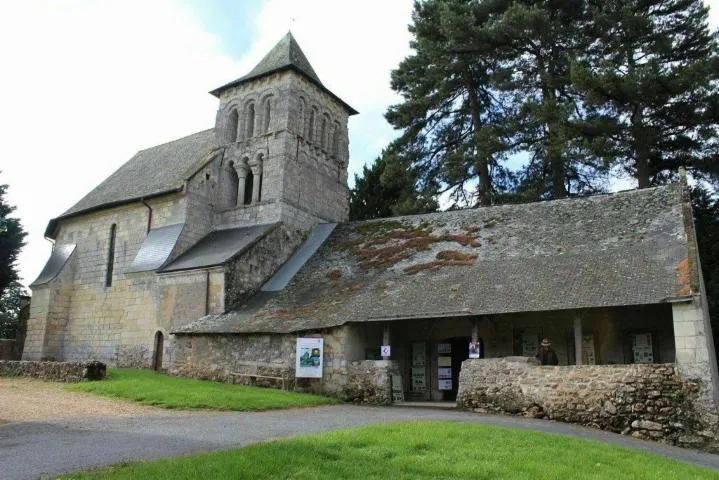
[250,161,263,204]
[574,314,583,366]
[673,299,719,395]
[233,163,249,207]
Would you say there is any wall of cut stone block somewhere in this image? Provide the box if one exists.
[457,357,718,450]
[26,196,189,367]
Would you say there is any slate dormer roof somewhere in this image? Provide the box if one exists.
[175,184,694,335]
[210,32,358,115]
[45,129,218,238]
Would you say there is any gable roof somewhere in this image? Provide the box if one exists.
[161,224,276,273]
[175,185,692,335]
[46,129,218,237]
[210,32,358,115]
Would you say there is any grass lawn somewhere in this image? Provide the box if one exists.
[68,368,337,411]
[59,421,718,480]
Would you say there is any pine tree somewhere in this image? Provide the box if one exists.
[572,0,719,188]
[386,0,514,207]
[692,186,719,334]
[349,148,438,221]
[0,176,26,299]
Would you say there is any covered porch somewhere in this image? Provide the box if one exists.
[347,303,676,402]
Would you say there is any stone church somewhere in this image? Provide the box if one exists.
[24,34,719,430]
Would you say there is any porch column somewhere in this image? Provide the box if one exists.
[672,298,719,408]
[574,314,583,366]
[382,324,390,360]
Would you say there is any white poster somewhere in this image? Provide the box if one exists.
[295,337,323,378]
[438,367,452,378]
[469,341,481,359]
[439,379,453,390]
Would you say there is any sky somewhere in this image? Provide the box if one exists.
[1,0,718,288]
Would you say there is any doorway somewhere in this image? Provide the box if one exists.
[152,331,164,371]
[440,336,470,401]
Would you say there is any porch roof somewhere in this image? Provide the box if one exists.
[173,184,693,334]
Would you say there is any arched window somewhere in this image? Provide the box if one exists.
[308,108,316,143]
[226,108,239,143]
[244,170,254,205]
[298,97,306,137]
[105,223,116,288]
[225,161,239,209]
[262,98,272,134]
[245,103,255,139]
[332,124,341,157]
[320,116,328,150]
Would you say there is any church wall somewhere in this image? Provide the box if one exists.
[168,325,356,397]
[158,267,224,334]
[224,223,305,310]
[28,195,188,366]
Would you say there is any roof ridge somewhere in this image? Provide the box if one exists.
[136,128,215,153]
[348,184,676,226]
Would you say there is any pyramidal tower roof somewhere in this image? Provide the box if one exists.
[210,32,357,115]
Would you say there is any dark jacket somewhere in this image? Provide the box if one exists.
[536,348,558,365]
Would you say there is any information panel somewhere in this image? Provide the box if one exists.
[295,337,323,378]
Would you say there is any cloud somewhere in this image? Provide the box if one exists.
[1,0,415,287]
[0,0,241,286]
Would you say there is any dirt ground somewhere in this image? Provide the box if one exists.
[0,377,164,423]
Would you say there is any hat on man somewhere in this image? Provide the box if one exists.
[540,338,551,347]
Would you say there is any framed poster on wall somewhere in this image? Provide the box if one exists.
[295,337,323,378]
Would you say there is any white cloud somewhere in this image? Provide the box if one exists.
[0,0,241,286]
[1,0,415,288]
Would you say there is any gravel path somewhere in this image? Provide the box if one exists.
[3,403,719,480]
[0,377,165,422]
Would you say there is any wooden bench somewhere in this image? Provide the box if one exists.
[230,372,287,390]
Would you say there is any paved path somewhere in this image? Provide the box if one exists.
[3,405,719,479]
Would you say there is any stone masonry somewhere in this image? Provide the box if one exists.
[457,357,719,450]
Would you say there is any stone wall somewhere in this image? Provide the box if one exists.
[457,357,718,449]
[0,360,106,382]
[0,340,17,360]
[343,360,396,406]
[224,224,305,310]
[169,326,357,396]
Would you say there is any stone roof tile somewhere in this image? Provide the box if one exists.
[174,184,691,334]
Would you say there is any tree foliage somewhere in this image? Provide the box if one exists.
[692,186,719,332]
[0,176,26,299]
[374,0,719,208]
[573,0,719,188]
[350,147,438,221]
[0,281,27,339]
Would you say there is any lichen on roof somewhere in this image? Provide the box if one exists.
[175,185,692,335]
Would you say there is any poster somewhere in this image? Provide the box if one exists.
[412,342,426,366]
[469,341,481,359]
[582,334,596,365]
[438,356,452,367]
[411,368,426,390]
[438,343,452,354]
[295,337,323,378]
[438,367,452,378]
[438,379,452,390]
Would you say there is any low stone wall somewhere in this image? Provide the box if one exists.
[457,357,719,450]
[0,339,17,360]
[343,360,396,406]
[0,360,106,382]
